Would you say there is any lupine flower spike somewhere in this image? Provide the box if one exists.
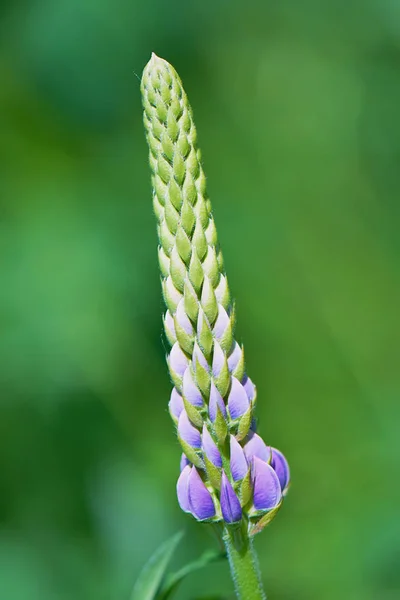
[141,53,290,600]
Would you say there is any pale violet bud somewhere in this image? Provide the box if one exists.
[169,388,184,420]
[177,464,192,512]
[188,468,216,520]
[182,368,203,407]
[209,381,227,422]
[271,447,290,493]
[227,342,242,372]
[169,342,189,377]
[243,375,256,402]
[230,435,248,481]
[175,299,194,335]
[178,411,201,449]
[192,342,209,372]
[212,340,226,377]
[213,305,230,341]
[202,425,222,467]
[220,472,242,523]
[227,377,249,419]
[243,432,271,463]
[252,457,282,511]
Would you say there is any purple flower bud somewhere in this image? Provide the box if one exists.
[271,447,290,493]
[230,435,248,481]
[169,342,189,377]
[165,276,182,307]
[192,342,209,372]
[177,464,191,512]
[175,299,194,335]
[202,425,222,467]
[227,342,242,372]
[178,410,201,448]
[188,467,216,520]
[182,367,203,407]
[180,453,191,472]
[209,381,227,422]
[243,375,256,402]
[212,341,225,377]
[213,305,230,340]
[243,432,270,463]
[169,388,184,420]
[220,472,242,523]
[252,457,282,511]
[228,377,249,419]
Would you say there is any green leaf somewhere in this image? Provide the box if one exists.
[157,548,226,600]
[131,531,184,600]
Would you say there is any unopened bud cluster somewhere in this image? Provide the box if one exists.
[141,54,289,535]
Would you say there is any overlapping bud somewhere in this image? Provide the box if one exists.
[141,54,289,535]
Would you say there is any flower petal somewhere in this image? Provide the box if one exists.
[177,465,191,512]
[182,368,203,407]
[243,432,270,463]
[188,468,216,520]
[243,375,256,402]
[212,341,226,378]
[227,377,249,419]
[213,305,230,340]
[202,425,222,467]
[192,342,209,372]
[169,388,184,420]
[169,342,189,377]
[252,457,282,511]
[209,381,227,422]
[230,435,248,481]
[227,342,242,373]
[178,410,201,448]
[175,299,194,335]
[220,472,242,523]
[271,447,290,493]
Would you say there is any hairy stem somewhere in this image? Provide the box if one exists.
[223,523,266,600]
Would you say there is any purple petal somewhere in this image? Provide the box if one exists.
[164,310,176,338]
[243,375,256,401]
[165,276,182,307]
[212,341,226,377]
[188,468,216,520]
[192,342,209,372]
[230,435,248,481]
[180,454,191,472]
[213,305,230,340]
[202,425,222,467]
[178,411,201,448]
[243,432,270,463]
[209,381,227,422]
[182,368,203,407]
[227,377,249,419]
[271,447,290,492]
[175,299,194,335]
[169,388,184,419]
[220,472,242,523]
[169,342,189,377]
[227,342,242,373]
[252,457,282,511]
[176,465,191,512]
[215,274,228,304]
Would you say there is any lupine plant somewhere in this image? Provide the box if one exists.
[134,53,290,600]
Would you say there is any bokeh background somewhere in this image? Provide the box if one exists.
[1,0,400,598]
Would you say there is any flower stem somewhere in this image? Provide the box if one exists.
[223,522,266,600]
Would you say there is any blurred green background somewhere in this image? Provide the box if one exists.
[1,0,399,598]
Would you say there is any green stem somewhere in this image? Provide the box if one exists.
[223,522,266,600]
